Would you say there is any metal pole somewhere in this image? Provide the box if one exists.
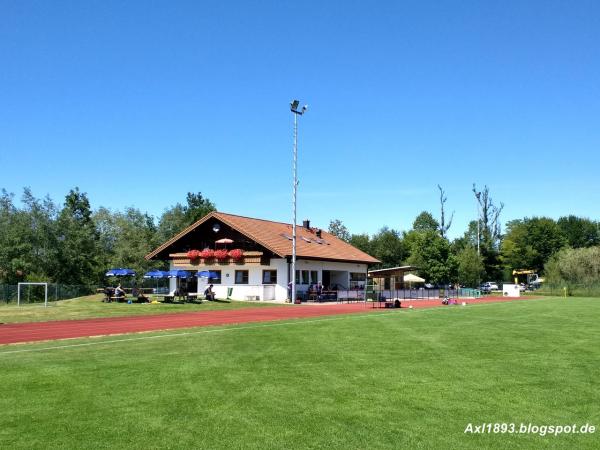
[476,199,480,256]
[476,195,481,289]
[291,112,298,304]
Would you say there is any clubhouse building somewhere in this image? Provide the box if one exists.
[146,211,380,302]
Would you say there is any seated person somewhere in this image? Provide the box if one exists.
[204,284,215,301]
[104,287,114,302]
[114,284,126,300]
[132,287,149,303]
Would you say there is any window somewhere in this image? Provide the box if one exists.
[235,270,248,284]
[384,277,391,290]
[295,270,300,283]
[209,270,222,284]
[301,270,309,285]
[350,272,366,289]
[310,271,319,284]
[262,270,277,284]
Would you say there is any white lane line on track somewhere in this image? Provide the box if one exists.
[0,310,404,355]
[0,299,544,355]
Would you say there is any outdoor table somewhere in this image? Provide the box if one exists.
[185,293,204,302]
[155,294,175,303]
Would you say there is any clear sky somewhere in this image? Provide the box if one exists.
[1,0,599,239]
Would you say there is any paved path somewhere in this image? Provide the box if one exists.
[0,296,539,345]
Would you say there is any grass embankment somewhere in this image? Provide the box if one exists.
[0,297,598,449]
[0,294,285,324]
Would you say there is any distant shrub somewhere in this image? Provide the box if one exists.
[544,246,600,296]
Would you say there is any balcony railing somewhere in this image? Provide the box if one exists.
[170,251,264,268]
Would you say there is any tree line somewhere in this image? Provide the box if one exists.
[1,184,598,288]
[329,185,600,287]
[0,188,215,285]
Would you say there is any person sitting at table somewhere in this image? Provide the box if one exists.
[132,287,149,303]
[115,284,126,300]
[204,284,215,301]
[103,286,114,302]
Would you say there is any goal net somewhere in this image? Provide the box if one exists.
[17,282,49,307]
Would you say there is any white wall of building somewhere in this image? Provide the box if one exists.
[169,258,368,302]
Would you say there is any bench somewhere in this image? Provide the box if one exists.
[185,293,205,302]
[371,299,401,309]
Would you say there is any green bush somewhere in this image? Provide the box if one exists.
[544,246,600,297]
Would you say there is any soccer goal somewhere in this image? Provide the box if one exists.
[17,282,49,307]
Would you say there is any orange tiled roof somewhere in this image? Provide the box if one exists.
[146,211,380,264]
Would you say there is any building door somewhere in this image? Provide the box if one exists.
[181,277,197,294]
[322,271,331,289]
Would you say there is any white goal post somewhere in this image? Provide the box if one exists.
[17,282,49,307]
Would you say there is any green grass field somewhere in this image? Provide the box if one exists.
[0,297,598,449]
[0,294,285,324]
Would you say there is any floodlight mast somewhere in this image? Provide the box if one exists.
[475,191,481,288]
[475,192,481,256]
[290,99,307,304]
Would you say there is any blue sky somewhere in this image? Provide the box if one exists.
[1,0,599,239]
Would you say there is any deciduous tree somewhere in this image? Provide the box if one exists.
[501,217,567,273]
[557,215,599,248]
[328,219,351,242]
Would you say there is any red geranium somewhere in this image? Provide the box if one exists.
[187,250,201,260]
[214,249,229,260]
[200,248,215,259]
[228,249,244,260]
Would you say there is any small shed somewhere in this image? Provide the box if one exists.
[368,266,419,291]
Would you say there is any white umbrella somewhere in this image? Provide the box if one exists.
[404,273,425,283]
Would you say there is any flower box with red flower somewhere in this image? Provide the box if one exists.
[214,249,229,260]
[228,249,244,260]
[187,250,201,260]
[200,249,215,259]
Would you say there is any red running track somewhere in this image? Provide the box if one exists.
[0,296,540,345]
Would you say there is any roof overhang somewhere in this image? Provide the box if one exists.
[145,212,286,261]
[146,211,381,265]
[291,255,379,265]
[368,265,419,277]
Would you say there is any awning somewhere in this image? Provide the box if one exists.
[403,273,425,283]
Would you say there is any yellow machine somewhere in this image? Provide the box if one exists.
[512,269,540,286]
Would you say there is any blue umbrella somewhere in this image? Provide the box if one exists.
[144,270,169,292]
[196,271,219,278]
[105,268,136,277]
[143,270,169,279]
[167,270,191,297]
[167,270,191,278]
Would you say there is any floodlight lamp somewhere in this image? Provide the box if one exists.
[302,105,308,112]
[212,223,221,233]
[290,100,300,111]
